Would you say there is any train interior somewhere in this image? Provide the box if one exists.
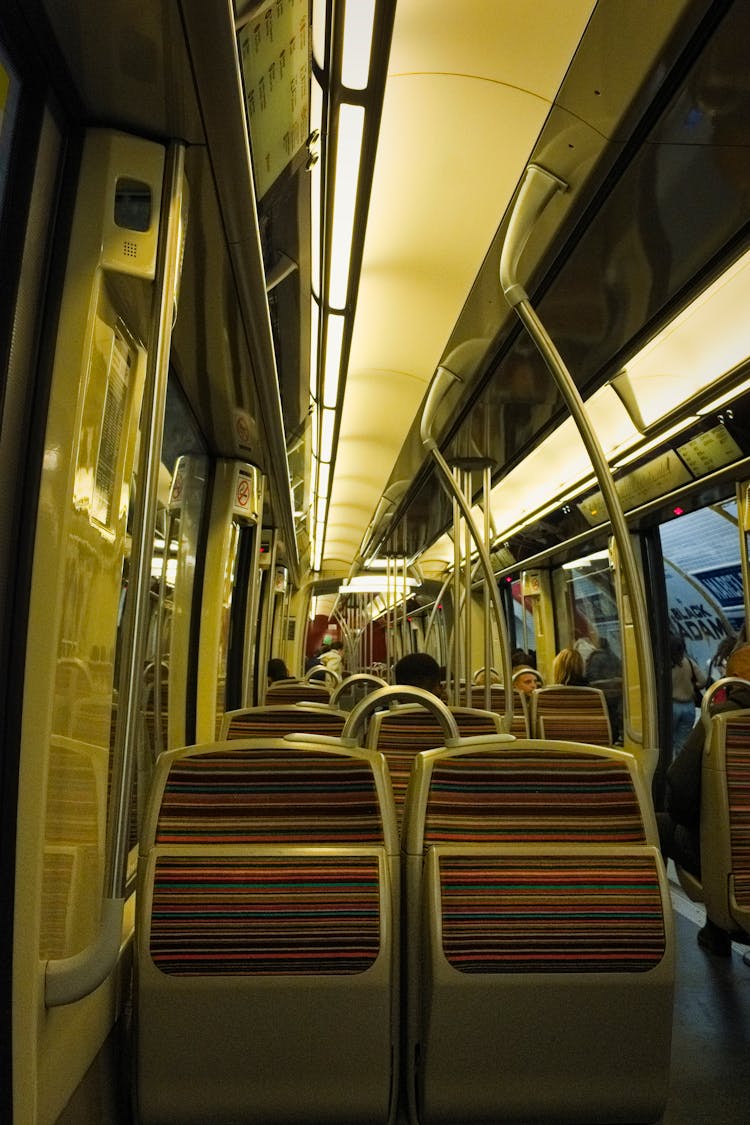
[2,1,750,1122]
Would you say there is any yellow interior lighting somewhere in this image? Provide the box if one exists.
[323,313,345,407]
[342,0,376,89]
[328,103,364,308]
[621,247,750,428]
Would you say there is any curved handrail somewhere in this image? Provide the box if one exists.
[330,672,388,706]
[342,685,460,744]
[303,664,342,688]
[700,676,750,733]
[499,162,658,774]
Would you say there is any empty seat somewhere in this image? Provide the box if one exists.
[678,707,750,936]
[265,678,331,705]
[136,736,399,1125]
[367,704,506,829]
[462,683,530,736]
[530,684,613,745]
[220,702,346,740]
[402,739,673,1125]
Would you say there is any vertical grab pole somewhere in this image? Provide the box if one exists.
[463,469,473,704]
[420,370,514,731]
[483,463,493,711]
[451,470,462,706]
[46,142,186,1006]
[499,163,658,769]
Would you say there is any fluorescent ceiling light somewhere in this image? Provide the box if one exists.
[341,0,375,89]
[311,0,326,67]
[561,549,610,571]
[697,373,750,416]
[612,417,700,470]
[328,103,364,308]
[320,407,336,462]
[323,313,345,407]
[309,298,320,401]
[621,246,750,429]
[339,576,420,594]
[488,385,638,540]
[316,460,330,498]
[310,80,323,297]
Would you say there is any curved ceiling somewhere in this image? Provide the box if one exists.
[323,0,599,574]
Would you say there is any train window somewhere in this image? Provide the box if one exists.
[659,502,742,675]
[508,577,536,658]
[0,41,21,221]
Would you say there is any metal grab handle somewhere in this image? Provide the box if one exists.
[342,686,460,744]
[303,664,342,687]
[700,676,750,734]
[330,673,388,706]
[498,162,658,769]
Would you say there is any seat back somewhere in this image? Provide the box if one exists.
[402,738,672,1125]
[367,704,506,830]
[699,708,750,935]
[137,737,398,1125]
[220,703,346,740]
[461,684,530,735]
[265,678,331,705]
[530,684,612,745]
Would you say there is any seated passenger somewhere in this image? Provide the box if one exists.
[267,657,291,685]
[474,667,500,686]
[512,666,542,695]
[658,642,750,956]
[394,652,442,696]
[551,647,587,686]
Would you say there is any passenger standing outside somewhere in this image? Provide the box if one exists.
[670,633,705,757]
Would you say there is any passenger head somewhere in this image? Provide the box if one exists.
[669,634,686,666]
[511,648,533,669]
[394,652,441,695]
[552,647,584,685]
[474,667,500,686]
[267,658,290,684]
[513,666,542,695]
[726,643,750,682]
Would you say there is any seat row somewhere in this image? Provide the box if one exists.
[135,728,673,1125]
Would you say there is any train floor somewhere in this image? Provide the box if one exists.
[659,868,750,1125]
[62,870,750,1125]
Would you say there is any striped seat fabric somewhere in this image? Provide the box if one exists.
[461,685,529,735]
[530,685,612,745]
[438,852,666,974]
[726,713,750,917]
[419,748,646,848]
[265,679,331,705]
[137,737,398,1125]
[693,709,750,934]
[221,703,346,740]
[368,705,503,829]
[404,741,673,1125]
[150,853,381,976]
[152,748,385,845]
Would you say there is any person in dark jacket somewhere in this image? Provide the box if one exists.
[658,643,750,956]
